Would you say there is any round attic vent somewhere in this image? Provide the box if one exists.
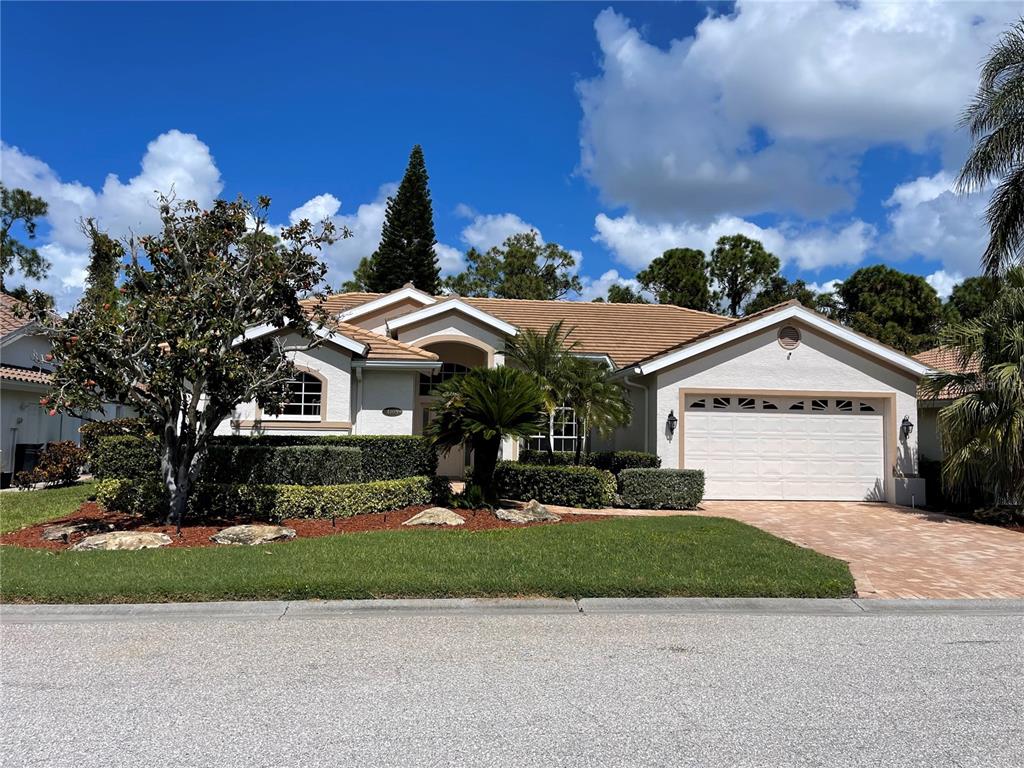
[778,325,801,350]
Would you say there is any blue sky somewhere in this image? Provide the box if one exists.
[1,1,1018,309]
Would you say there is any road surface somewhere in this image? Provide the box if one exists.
[2,599,1022,767]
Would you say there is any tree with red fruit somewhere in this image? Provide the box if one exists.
[27,194,343,529]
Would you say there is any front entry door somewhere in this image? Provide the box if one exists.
[422,407,467,479]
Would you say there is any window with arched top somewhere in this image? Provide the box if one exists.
[281,372,323,417]
[419,362,470,396]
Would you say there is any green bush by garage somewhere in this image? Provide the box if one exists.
[517,449,660,474]
[618,468,705,510]
[494,461,616,508]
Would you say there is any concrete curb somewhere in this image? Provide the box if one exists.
[2,597,1023,624]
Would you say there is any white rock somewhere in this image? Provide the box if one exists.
[211,524,296,546]
[71,531,172,551]
[495,500,560,524]
[402,507,465,527]
[42,522,107,542]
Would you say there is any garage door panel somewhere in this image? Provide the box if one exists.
[684,396,885,501]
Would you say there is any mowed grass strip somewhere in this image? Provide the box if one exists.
[0,516,854,603]
[0,483,96,534]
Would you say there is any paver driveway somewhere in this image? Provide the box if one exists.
[552,501,1024,599]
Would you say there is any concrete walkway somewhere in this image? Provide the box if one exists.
[551,501,1024,600]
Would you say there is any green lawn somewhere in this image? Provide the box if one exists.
[0,482,96,534]
[0,514,854,603]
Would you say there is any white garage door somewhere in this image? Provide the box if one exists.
[683,395,885,501]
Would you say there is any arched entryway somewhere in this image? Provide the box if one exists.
[414,339,491,479]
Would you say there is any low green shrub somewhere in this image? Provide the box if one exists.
[80,418,152,458]
[494,462,615,508]
[96,477,167,515]
[589,450,661,474]
[516,449,661,475]
[211,435,436,481]
[199,475,432,520]
[13,441,87,489]
[92,436,160,480]
[203,444,362,485]
[617,468,705,510]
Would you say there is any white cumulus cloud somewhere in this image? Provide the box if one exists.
[578,2,1019,220]
[0,130,223,309]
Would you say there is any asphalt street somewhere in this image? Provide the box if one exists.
[2,600,1022,767]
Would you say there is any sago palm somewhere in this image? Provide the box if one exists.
[503,320,577,456]
[958,18,1024,275]
[558,357,632,464]
[425,366,545,502]
[920,266,1024,509]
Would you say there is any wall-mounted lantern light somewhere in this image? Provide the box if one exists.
[900,416,914,441]
[666,410,678,437]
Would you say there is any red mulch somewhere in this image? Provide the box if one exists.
[0,502,611,551]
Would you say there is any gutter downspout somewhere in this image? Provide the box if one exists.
[623,369,649,454]
[355,366,364,435]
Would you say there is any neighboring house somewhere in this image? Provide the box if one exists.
[225,284,932,505]
[0,295,126,486]
[913,345,978,462]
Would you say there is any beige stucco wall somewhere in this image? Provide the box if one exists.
[217,332,353,436]
[357,370,418,435]
[346,297,432,335]
[394,312,505,357]
[917,405,943,460]
[650,321,920,499]
[1,333,49,369]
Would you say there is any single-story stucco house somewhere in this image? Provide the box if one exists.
[0,295,126,486]
[912,345,977,463]
[221,284,933,506]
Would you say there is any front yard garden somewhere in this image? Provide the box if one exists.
[0,494,853,602]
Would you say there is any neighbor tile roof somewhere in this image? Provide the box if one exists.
[914,345,980,401]
[0,365,52,385]
[0,294,33,337]
[321,292,731,367]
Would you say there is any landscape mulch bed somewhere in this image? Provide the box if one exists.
[0,502,612,551]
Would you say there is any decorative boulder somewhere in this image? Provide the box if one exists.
[495,499,560,524]
[211,524,297,546]
[402,507,466,527]
[42,521,108,542]
[71,531,172,551]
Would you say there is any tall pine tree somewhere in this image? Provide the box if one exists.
[364,145,440,294]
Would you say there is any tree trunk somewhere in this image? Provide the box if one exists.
[471,435,501,504]
[574,417,584,465]
[546,409,555,459]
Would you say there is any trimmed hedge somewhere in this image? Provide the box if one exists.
[197,476,432,521]
[211,435,436,482]
[494,461,616,508]
[517,449,661,475]
[617,468,705,510]
[96,477,167,515]
[589,450,661,474]
[92,436,160,480]
[80,418,152,458]
[203,444,362,485]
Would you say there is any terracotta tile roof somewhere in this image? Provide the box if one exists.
[329,319,439,362]
[0,294,34,337]
[0,365,52,385]
[320,292,731,367]
[914,345,980,401]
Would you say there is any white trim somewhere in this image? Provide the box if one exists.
[0,322,39,349]
[232,320,368,356]
[351,359,442,370]
[385,298,519,336]
[637,305,933,378]
[338,286,436,322]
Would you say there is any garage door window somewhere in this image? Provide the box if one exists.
[691,397,882,414]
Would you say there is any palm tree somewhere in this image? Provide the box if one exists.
[558,357,632,465]
[425,366,545,502]
[920,266,1024,509]
[958,18,1024,275]
[503,321,577,457]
